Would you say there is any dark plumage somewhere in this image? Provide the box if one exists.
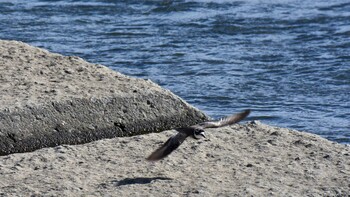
[146,109,251,161]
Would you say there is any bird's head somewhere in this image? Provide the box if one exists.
[193,128,206,139]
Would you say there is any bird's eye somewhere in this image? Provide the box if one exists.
[193,129,205,139]
[194,129,203,135]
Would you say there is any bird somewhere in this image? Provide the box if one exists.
[146,109,251,161]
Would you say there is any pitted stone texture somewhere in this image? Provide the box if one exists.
[0,40,208,155]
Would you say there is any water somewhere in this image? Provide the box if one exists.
[0,0,349,143]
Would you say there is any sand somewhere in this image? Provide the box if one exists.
[1,121,349,196]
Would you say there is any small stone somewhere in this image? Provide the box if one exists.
[64,68,74,74]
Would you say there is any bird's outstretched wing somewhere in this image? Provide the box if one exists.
[146,132,189,161]
[198,109,250,129]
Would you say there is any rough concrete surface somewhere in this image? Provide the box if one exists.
[0,40,207,155]
[0,121,349,196]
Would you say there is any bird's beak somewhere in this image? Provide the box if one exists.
[200,133,206,138]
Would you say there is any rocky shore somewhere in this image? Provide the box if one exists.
[0,40,349,196]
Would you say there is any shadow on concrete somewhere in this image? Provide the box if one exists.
[114,177,172,186]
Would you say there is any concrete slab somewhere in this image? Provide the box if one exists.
[0,40,208,155]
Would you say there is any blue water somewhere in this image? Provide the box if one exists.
[0,0,349,143]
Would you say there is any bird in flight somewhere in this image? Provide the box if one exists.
[146,109,251,161]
